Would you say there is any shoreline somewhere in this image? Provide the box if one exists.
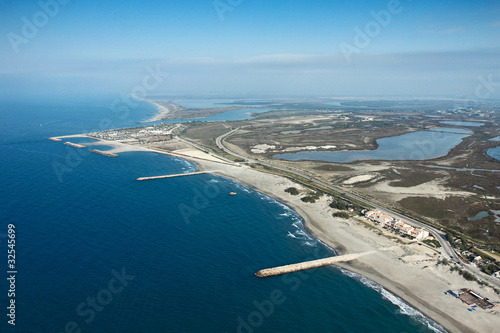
[194,159,499,333]
[52,136,500,333]
[141,99,179,123]
[485,148,500,162]
[206,166,491,333]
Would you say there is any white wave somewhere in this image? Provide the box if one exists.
[262,197,275,203]
[339,268,447,333]
[208,179,219,183]
[294,229,310,238]
[177,159,196,172]
[277,202,292,211]
[211,177,253,193]
[206,175,329,253]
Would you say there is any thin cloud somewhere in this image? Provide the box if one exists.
[2,50,499,98]
[490,21,500,27]
[421,26,464,34]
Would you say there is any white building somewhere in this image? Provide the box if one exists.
[365,210,393,227]
[410,228,430,240]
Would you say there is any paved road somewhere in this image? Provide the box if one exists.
[214,128,500,288]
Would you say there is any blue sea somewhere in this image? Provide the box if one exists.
[0,96,446,332]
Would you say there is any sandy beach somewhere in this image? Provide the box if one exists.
[51,136,500,333]
[141,100,183,122]
[199,160,500,333]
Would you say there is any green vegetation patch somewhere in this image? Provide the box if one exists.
[301,196,317,203]
[182,122,231,148]
[329,198,349,210]
[313,164,354,172]
[482,263,500,275]
[333,211,350,219]
[400,196,500,244]
[301,190,322,203]
[399,196,458,220]
[423,239,441,248]
[284,187,300,195]
[389,171,443,187]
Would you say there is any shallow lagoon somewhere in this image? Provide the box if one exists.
[468,211,490,221]
[440,121,484,127]
[430,127,472,134]
[488,146,500,161]
[173,99,274,109]
[173,99,243,108]
[199,108,272,121]
[275,130,468,163]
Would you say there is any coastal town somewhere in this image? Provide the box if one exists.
[89,123,178,142]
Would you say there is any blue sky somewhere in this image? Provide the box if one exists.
[0,0,499,98]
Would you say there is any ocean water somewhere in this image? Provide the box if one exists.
[0,96,445,333]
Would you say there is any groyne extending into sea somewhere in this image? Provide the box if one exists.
[90,149,118,157]
[64,142,86,148]
[255,250,377,277]
[136,171,209,181]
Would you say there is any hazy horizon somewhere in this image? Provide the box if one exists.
[1,0,499,100]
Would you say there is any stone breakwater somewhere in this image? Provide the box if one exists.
[90,149,118,157]
[136,171,209,181]
[63,142,86,148]
[255,250,378,277]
